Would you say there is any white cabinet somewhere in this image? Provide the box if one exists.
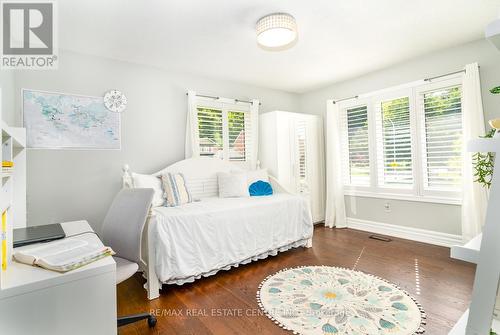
[259,111,325,223]
[449,138,500,334]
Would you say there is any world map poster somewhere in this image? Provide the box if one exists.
[23,89,121,149]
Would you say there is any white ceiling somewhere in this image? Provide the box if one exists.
[60,0,500,93]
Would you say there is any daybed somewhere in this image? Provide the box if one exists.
[122,158,313,300]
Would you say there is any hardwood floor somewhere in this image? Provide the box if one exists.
[117,226,475,335]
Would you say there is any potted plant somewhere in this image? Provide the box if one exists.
[473,86,500,188]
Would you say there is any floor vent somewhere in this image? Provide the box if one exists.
[369,234,392,242]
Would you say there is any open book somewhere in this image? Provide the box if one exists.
[13,238,114,272]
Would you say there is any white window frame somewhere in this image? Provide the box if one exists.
[415,77,463,201]
[340,98,372,192]
[373,89,416,196]
[339,75,463,205]
[194,96,251,166]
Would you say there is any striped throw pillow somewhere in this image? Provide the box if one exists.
[160,173,192,207]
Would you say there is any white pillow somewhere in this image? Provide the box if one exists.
[245,169,269,186]
[217,172,249,198]
[131,173,164,207]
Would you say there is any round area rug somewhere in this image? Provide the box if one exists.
[257,266,425,335]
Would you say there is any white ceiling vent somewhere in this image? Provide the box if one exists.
[486,17,500,50]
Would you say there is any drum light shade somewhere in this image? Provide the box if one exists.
[256,13,297,49]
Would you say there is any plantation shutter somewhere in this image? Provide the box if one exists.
[228,110,251,162]
[196,103,253,163]
[420,86,462,190]
[197,107,224,159]
[376,96,413,187]
[296,119,307,184]
[341,105,370,186]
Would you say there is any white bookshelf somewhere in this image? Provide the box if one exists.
[1,121,26,228]
[451,233,481,264]
[450,137,500,334]
[450,309,500,335]
[0,89,27,289]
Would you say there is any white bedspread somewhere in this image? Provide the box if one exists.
[152,193,313,284]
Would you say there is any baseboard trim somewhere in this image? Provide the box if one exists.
[346,218,462,248]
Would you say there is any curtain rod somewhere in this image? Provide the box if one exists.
[186,93,261,105]
[331,67,472,104]
[423,69,466,82]
[331,95,359,104]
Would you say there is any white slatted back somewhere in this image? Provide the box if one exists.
[153,158,244,199]
[184,176,219,199]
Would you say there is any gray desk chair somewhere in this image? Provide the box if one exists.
[101,188,157,329]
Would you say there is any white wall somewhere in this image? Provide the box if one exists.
[9,50,299,233]
[299,39,500,235]
[0,70,15,125]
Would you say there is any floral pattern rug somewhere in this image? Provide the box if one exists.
[257,266,425,334]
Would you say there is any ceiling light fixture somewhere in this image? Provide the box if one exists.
[256,13,297,50]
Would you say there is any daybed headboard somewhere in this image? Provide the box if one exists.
[123,158,244,199]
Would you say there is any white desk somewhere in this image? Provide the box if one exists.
[0,221,116,335]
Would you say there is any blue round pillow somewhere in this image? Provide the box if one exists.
[249,180,273,196]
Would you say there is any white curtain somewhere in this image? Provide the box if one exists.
[325,100,347,228]
[185,90,200,158]
[250,99,260,169]
[461,63,488,242]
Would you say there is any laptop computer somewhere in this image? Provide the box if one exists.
[13,223,66,248]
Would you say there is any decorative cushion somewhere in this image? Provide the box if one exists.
[161,173,192,207]
[217,172,249,198]
[249,181,273,197]
[131,172,164,207]
[245,168,269,186]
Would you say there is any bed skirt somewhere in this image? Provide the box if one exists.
[161,238,310,286]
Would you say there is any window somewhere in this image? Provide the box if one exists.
[376,96,412,187]
[197,107,223,159]
[342,105,370,186]
[227,111,249,161]
[339,77,462,203]
[420,86,462,191]
[193,97,254,164]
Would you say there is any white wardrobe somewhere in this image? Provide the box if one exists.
[259,111,325,223]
